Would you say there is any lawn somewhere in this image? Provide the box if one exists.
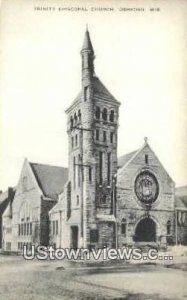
[0,254,186,300]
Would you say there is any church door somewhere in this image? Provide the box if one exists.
[134,218,156,242]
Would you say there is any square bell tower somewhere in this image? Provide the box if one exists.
[65,29,120,248]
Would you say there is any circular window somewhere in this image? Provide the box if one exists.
[135,171,159,204]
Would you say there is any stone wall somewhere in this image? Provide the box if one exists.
[176,211,187,245]
[9,160,42,251]
[2,203,12,251]
[40,198,57,246]
[117,143,175,247]
[0,197,10,248]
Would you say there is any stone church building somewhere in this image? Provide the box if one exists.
[1,30,187,252]
[48,29,183,250]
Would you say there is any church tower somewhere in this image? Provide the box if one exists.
[66,29,120,249]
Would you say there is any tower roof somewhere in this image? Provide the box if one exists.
[81,29,94,53]
[65,76,120,113]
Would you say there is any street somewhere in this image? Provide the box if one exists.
[0,255,186,300]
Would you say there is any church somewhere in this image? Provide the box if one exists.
[1,30,187,252]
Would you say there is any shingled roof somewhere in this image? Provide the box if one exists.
[30,163,68,200]
[175,186,187,209]
[81,29,94,53]
[176,186,187,197]
[0,188,16,214]
[93,77,118,102]
[175,196,187,209]
[69,76,119,110]
[118,150,138,169]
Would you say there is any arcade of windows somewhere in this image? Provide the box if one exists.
[70,110,82,151]
[18,241,32,251]
[96,129,115,143]
[99,151,111,186]
[51,220,59,235]
[177,211,186,226]
[95,106,115,123]
[100,194,106,205]
[73,154,92,189]
[71,133,80,149]
[70,109,82,129]
[18,202,33,237]
[18,221,32,236]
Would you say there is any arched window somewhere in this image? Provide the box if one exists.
[95,106,100,119]
[75,134,78,147]
[100,194,106,204]
[110,110,114,122]
[103,131,106,142]
[110,132,114,143]
[96,129,100,141]
[102,108,107,121]
[182,212,186,224]
[76,195,79,206]
[99,151,103,185]
[70,116,73,129]
[73,157,76,189]
[167,220,171,235]
[19,202,32,223]
[71,136,74,149]
[84,86,89,101]
[89,167,92,183]
[67,181,71,219]
[74,113,77,125]
[78,154,81,187]
[22,176,28,192]
[121,218,127,235]
[78,110,81,123]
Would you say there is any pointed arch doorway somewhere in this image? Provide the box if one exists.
[134,217,156,242]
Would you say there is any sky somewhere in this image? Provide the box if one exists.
[0,0,187,190]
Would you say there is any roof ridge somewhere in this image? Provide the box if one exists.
[118,150,138,158]
[176,185,187,189]
[29,162,68,169]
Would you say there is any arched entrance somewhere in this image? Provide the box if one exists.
[134,217,156,242]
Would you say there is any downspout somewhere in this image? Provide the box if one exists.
[59,210,62,248]
[175,210,178,245]
[112,175,118,249]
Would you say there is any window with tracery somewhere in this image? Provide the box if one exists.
[18,202,33,236]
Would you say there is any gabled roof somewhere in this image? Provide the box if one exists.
[0,190,8,205]
[0,187,16,214]
[175,196,187,209]
[93,77,119,103]
[175,186,187,209]
[117,141,174,183]
[67,76,120,111]
[30,163,68,200]
[0,197,10,214]
[175,186,187,197]
[118,150,138,169]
